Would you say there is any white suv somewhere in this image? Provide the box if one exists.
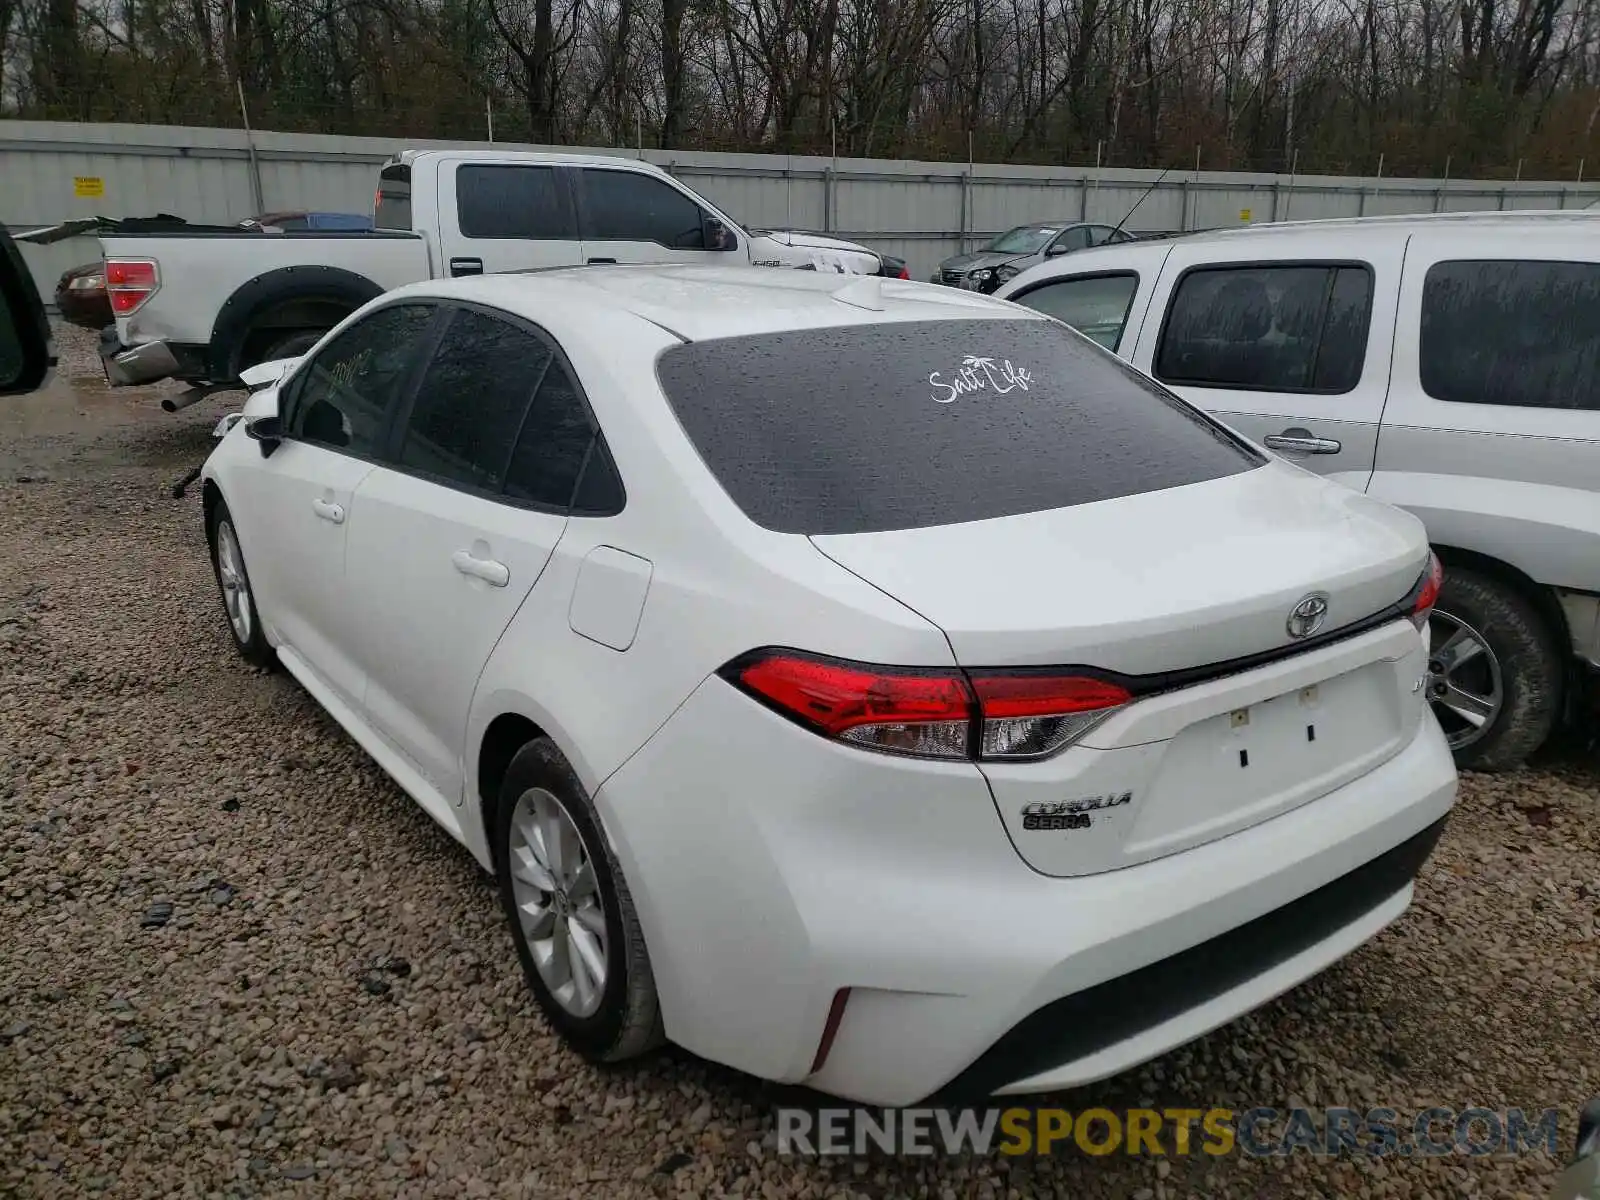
[999,212,1600,771]
[200,266,1455,1105]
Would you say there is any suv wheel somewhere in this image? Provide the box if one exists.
[1426,567,1562,772]
[494,738,664,1061]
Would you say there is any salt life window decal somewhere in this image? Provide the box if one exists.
[929,355,1035,404]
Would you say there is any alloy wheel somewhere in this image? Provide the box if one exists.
[506,786,609,1018]
[1426,609,1504,751]
[215,520,253,644]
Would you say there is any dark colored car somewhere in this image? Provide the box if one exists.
[55,260,113,329]
[934,222,1138,294]
[49,212,375,330]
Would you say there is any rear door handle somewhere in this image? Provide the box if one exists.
[311,498,345,524]
[451,550,510,588]
[449,257,484,277]
[586,257,617,265]
[1263,428,1342,455]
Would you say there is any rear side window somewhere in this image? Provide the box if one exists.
[287,304,435,457]
[397,309,550,493]
[656,318,1262,536]
[1420,260,1600,410]
[457,165,575,240]
[504,358,605,509]
[1011,273,1139,350]
[1056,227,1092,253]
[1155,264,1373,394]
[374,164,412,230]
[581,169,708,249]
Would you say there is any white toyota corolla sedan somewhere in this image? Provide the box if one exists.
[200,266,1456,1106]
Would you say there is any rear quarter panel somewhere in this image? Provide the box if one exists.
[1376,227,1600,598]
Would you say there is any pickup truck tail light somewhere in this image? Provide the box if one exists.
[721,649,1130,761]
[105,258,160,316]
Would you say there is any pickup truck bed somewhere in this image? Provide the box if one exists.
[99,229,429,385]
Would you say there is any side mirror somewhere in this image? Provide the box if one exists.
[704,216,737,252]
[0,225,56,396]
[245,415,284,457]
[1045,242,1070,258]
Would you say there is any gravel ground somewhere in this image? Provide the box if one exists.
[2,323,1597,1199]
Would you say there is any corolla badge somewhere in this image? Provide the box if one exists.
[929,355,1034,404]
[1287,592,1331,639]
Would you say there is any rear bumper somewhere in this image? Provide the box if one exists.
[596,676,1457,1106]
[948,814,1446,1099]
[98,329,208,386]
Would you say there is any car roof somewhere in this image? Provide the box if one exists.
[1002,209,1600,287]
[388,265,1042,342]
[1118,209,1600,247]
[394,147,672,175]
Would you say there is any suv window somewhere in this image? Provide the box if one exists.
[505,357,618,510]
[286,304,435,456]
[1011,272,1139,350]
[1155,263,1373,394]
[397,308,551,492]
[655,318,1263,535]
[1420,260,1600,410]
[581,169,709,249]
[457,165,575,240]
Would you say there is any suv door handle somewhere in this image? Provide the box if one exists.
[449,257,484,277]
[586,257,617,265]
[311,498,345,524]
[451,550,510,588]
[1263,428,1342,455]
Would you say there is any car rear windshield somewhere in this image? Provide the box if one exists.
[655,318,1264,535]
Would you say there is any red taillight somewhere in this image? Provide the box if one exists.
[971,673,1132,759]
[724,650,1129,761]
[896,265,910,280]
[732,653,972,759]
[1409,552,1443,630]
[105,258,159,316]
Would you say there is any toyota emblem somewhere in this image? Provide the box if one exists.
[1280,592,1331,640]
[1287,593,1330,639]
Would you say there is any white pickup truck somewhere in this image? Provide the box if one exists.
[97,148,907,394]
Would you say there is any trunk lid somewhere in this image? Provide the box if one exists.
[810,462,1434,876]
[809,461,1425,674]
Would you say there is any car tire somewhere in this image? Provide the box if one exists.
[1429,567,1562,772]
[206,499,275,669]
[495,737,664,1062]
[258,330,323,363]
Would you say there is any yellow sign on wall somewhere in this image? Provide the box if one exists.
[74,176,105,199]
[1239,208,1253,222]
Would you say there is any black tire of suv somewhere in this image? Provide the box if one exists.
[1434,567,1563,772]
[494,738,664,1062]
[205,499,275,670]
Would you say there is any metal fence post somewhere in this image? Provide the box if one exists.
[959,169,970,254]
